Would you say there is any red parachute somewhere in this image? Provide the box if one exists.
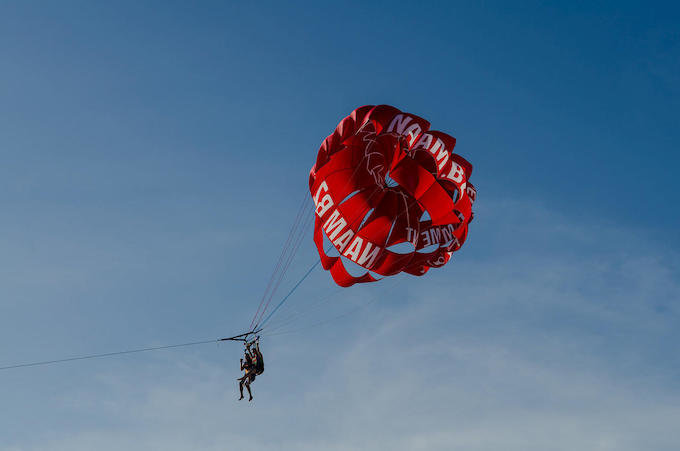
[309,105,476,287]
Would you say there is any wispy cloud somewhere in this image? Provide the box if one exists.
[5,198,678,451]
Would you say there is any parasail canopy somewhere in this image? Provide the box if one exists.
[309,105,476,287]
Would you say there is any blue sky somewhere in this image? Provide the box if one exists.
[1,1,679,450]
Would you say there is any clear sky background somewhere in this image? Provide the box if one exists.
[1,1,678,450]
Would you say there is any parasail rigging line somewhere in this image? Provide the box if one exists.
[262,275,404,337]
[253,203,314,328]
[256,259,320,329]
[261,292,384,338]
[255,195,378,330]
[262,285,343,334]
[256,190,382,330]
[256,185,425,332]
[249,191,311,331]
[251,150,376,329]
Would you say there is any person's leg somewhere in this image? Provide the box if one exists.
[245,379,253,401]
[238,377,245,400]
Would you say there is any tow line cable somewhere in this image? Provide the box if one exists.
[0,328,262,371]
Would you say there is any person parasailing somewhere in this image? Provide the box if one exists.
[251,338,264,376]
[237,337,262,401]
